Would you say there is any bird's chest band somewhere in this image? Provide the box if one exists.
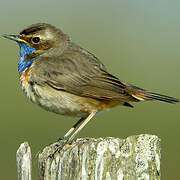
[20,65,32,85]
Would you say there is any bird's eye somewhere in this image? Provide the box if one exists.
[32,37,40,44]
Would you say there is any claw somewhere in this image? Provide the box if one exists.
[48,153,55,158]
[57,136,65,141]
[48,140,68,158]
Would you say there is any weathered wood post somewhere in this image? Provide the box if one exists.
[16,142,32,180]
[17,134,161,180]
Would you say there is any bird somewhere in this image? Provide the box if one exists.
[3,23,179,143]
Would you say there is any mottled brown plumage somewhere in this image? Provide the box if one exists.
[3,23,179,142]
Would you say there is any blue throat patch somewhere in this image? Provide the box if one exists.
[17,42,35,74]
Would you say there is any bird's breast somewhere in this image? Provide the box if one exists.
[19,65,123,117]
[19,64,37,103]
[20,64,31,85]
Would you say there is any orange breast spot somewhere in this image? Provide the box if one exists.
[20,65,32,85]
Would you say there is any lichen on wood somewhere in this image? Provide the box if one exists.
[37,134,161,180]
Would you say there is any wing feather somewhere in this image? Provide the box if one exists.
[32,46,136,101]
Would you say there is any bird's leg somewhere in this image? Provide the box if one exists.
[67,110,97,143]
[49,111,97,158]
[58,116,86,141]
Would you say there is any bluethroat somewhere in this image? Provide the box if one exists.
[3,23,179,142]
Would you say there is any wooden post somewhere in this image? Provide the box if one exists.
[16,142,32,180]
[17,134,161,180]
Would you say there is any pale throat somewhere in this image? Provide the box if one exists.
[17,42,35,74]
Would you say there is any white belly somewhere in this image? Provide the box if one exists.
[34,84,95,116]
[21,81,97,117]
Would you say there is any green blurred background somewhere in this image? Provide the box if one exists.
[1,0,180,179]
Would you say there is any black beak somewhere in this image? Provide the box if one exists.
[2,34,22,42]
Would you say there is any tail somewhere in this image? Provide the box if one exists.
[126,84,179,104]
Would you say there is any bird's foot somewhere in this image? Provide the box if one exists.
[48,141,66,158]
[57,136,66,141]
[48,139,73,158]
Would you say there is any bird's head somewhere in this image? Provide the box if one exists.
[3,23,69,74]
[3,23,69,58]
